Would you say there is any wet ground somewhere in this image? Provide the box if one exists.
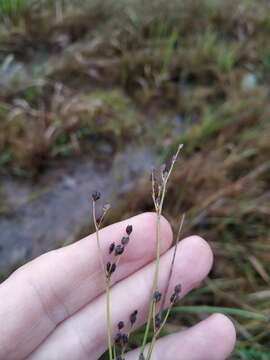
[0,145,155,274]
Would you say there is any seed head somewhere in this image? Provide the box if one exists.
[170,291,180,304]
[115,244,125,256]
[121,236,129,245]
[130,309,138,325]
[106,262,116,276]
[126,225,133,235]
[109,242,115,254]
[161,163,169,178]
[153,290,162,303]
[155,313,162,329]
[114,332,122,345]
[91,191,101,201]
[174,284,181,294]
[170,292,176,303]
[139,353,145,360]
[114,332,128,348]
[122,333,128,344]
[117,321,124,330]
[110,263,116,274]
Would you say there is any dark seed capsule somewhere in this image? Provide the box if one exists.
[130,310,138,325]
[170,292,180,304]
[122,333,128,345]
[117,321,124,330]
[115,244,125,255]
[153,290,162,303]
[155,313,162,329]
[126,225,133,235]
[121,236,129,245]
[174,284,181,294]
[106,262,111,273]
[110,263,116,274]
[114,332,122,345]
[109,242,115,254]
[139,353,145,360]
[170,292,176,304]
[91,191,101,201]
[161,163,169,177]
[107,262,116,276]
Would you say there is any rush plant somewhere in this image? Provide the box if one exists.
[91,144,184,360]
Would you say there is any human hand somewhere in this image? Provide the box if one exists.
[0,213,236,359]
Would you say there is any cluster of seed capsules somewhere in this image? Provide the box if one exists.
[113,310,138,360]
[153,284,181,330]
[106,224,133,278]
[113,284,182,359]
[91,190,133,279]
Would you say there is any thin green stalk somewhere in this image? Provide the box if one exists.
[146,214,185,359]
[160,214,185,314]
[106,283,113,360]
[92,200,113,360]
[141,212,161,353]
[140,144,183,356]
[146,307,172,360]
[92,201,105,277]
[152,300,157,332]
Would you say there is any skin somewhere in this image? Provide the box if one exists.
[0,212,236,360]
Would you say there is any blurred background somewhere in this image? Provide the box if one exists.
[0,0,270,358]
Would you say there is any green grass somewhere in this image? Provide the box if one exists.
[0,0,30,18]
[194,29,237,72]
[171,306,268,321]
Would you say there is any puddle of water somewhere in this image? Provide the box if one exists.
[0,146,155,274]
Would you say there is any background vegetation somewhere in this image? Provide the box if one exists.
[1,0,270,359]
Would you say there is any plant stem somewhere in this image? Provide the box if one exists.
[92,201,113,360]
[146,214,185,359]
[146,307,172,360]
[92,201,105,276]
[140,144,183,357]
[106,282,113,360]
[160,214,185,314]
[141,212,161,353]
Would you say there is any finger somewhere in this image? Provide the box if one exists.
[126,314,236,360]
[0,212,172,360]
[28,236,213,359]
